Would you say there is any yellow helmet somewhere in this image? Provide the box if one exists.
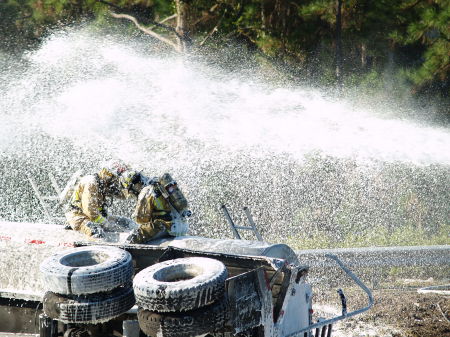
[98,160,129,181]
[120,170,145,196]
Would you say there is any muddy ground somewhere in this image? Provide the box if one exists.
[314,280,450,337]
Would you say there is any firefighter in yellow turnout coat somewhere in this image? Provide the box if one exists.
[65,161,140,238]
[127,173,190,244]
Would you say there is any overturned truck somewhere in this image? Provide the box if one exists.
[0,233,373,337]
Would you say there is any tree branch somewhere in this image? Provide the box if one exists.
[401,0,423,10]
[98,0,181,37]
[159,14,177,24]
[110,11,181,52]
[200,9,227,46]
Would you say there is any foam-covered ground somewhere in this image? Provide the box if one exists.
[0,221,89,293]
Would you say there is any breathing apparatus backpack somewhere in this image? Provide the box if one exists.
[148,173,190,236]
[156,173,190,217]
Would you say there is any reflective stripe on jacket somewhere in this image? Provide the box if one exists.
[132,186,172,226]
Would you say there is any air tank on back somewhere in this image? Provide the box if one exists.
[159,173,189,215]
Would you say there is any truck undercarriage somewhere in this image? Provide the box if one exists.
[0,232,373,337]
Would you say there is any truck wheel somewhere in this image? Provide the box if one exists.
[43,286,135,324]
[40,246,133,295]
[133,257,227,312]
[138,299,226,337]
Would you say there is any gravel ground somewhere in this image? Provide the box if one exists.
[314,283,450,337]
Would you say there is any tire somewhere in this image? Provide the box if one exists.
[43,286,136,324]
[40,246,133,295]
[138,299,227,337]
[133,257,227,312]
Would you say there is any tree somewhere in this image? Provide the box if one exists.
[392,0,450,94]
[175,0,193,51]
[1,0,448,111]
[335,0,343,88]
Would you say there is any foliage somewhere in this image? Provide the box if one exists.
[286,222,450,250]
[391,0,450,93]
[0,0,448,110]
[0,0,103,49]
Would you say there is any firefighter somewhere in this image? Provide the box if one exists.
[65,160,142,238]
[126,173,190,244]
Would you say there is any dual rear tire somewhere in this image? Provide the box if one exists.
[40,247,228,335]
[133,257,228,337]
[40,246,135,324]
[138,299,227,337]
[43,286,135,324]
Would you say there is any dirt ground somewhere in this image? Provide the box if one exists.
[314,280,449,337]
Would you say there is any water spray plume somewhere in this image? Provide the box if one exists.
[0,26,449,247]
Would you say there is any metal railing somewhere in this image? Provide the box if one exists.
[285,254,374,337]
[221,205,264,241]
[296,245,450,268]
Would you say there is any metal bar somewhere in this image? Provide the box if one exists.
[417,285,450,296]
[39,314,58,337]
[57,169,83,207]
[233,225,254,230]
[269,266,283,289]
[284,254,374,337]
[48,173,61,196]
[243,207,264,241]
[296,245,450,268]
[221,205,241,240]
[123,320,141,337]
[27,176,53,222]
[42,196,59,201]
[337,288,347,316]
[273,266,292,322]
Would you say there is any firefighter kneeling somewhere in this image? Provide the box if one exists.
[65,160,143,239]
[126,173,191,244]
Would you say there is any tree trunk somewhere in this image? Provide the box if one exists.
[335,0,343,89]
[275,0,287,52]
[175,0,193,52]
[361,43,367,70]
